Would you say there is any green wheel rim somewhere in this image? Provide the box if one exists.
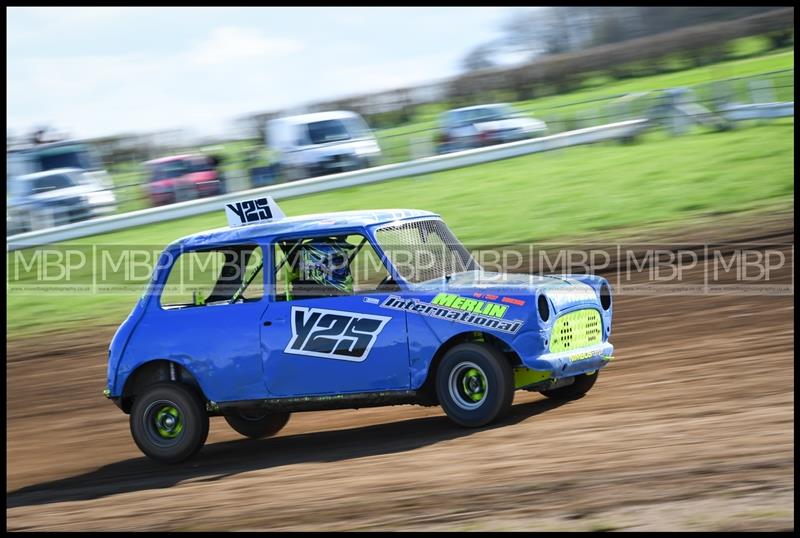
[143,399,185,447]
[449,361,489,410]
[462,368,487,402]
[155,406,183,439]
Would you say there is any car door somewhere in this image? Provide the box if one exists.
[260,233,410,397]
[128,244,269,402]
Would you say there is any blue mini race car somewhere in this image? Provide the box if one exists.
[106,197,614,463]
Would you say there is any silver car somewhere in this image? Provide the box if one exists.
[7,168,117,234]
[437,103,547,153]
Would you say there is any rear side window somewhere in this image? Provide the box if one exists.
[32,173,76,193]
[35,145,98,172]
[8,178,31,196]
[160,245,264,308]
[7,156,30,179]
[151,161,188,181]
[187,156,214,173]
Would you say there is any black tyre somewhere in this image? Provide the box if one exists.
[172,182,196,203]
[280,163,308,182]
[224,410,291,439]
[130,382,209,464]
[435,343,514,428]
[540,371,599,400]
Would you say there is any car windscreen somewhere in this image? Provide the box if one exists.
[151,161,188,181]
[187,157,214,173]
[374,219,480,284]
[306,119,353,144]
[31,173,76,193]
[35,145,100,172]
[341,117,369,138]
[455,106,514,126]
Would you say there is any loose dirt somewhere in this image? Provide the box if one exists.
[6,215,793,531]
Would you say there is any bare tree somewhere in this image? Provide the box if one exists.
[461,43,497,72]
[498,7,595,57]
[495,6,784,57]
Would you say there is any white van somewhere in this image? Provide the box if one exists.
[266,111,382,181]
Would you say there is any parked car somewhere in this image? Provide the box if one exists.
[144,154,225,206]
[266,111,382,181]
[436,103,548,153]
[105,197,615,463]
[6,168,117,234]
[7,140,114,189]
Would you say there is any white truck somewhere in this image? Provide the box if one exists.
[266,111,382,181]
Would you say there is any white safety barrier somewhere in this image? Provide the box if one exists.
[7,119,648,251]
[719,101,794,121]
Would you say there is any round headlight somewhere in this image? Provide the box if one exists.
[599,283,612,310]
[537,294,550,322]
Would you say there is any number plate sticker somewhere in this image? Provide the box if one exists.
[225,196,286,227]
[285,307,391,362]
[568,350,596,362]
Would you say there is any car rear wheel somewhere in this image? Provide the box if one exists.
[280,163,307,182]
[32,207,56,231]
[130,382,209,464]
[540,371,599,400]
[224,410,291,439]
[435,343,514,428]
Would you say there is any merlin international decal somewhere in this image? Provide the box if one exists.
[381,294,524,334]
[430,293,509,318]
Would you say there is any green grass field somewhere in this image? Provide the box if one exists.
[375,48,794,163]
[104,38,793,208]
[7,117,794,338]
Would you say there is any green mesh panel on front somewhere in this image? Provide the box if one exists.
[549,309,602,353]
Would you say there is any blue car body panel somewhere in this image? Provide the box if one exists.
[261,295,411,396]
[107,209,614,404]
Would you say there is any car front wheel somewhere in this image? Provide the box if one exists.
[224,410,291,439]
[130,382,209,464]
[435,343,514,428]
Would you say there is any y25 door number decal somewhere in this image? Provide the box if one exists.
[284,307,392,362]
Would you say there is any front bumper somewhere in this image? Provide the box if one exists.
[90,203,117,216]
[521,342,614,378]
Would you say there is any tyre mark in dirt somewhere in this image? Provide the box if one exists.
[6,218,794,531]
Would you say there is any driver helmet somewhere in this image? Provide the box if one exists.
[298,238,354,294]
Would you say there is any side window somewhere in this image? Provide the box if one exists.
[273,234,394,302]
[441,112,453,129]
[160,245,264,308]
[296,125,310,147]
[7,156,28,180]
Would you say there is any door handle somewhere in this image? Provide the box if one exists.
[263,321,272,327]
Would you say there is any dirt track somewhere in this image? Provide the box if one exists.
[6,215,794,531]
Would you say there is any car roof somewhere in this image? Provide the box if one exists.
[446,103,509,114]
[8,140,88,154]
[14,168,84,180]
[272,110,359,125]
[169,209,439,250]
[145,154,203,165]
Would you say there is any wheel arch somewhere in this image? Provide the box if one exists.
[120,359,207,414]
[417,331,523,404]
